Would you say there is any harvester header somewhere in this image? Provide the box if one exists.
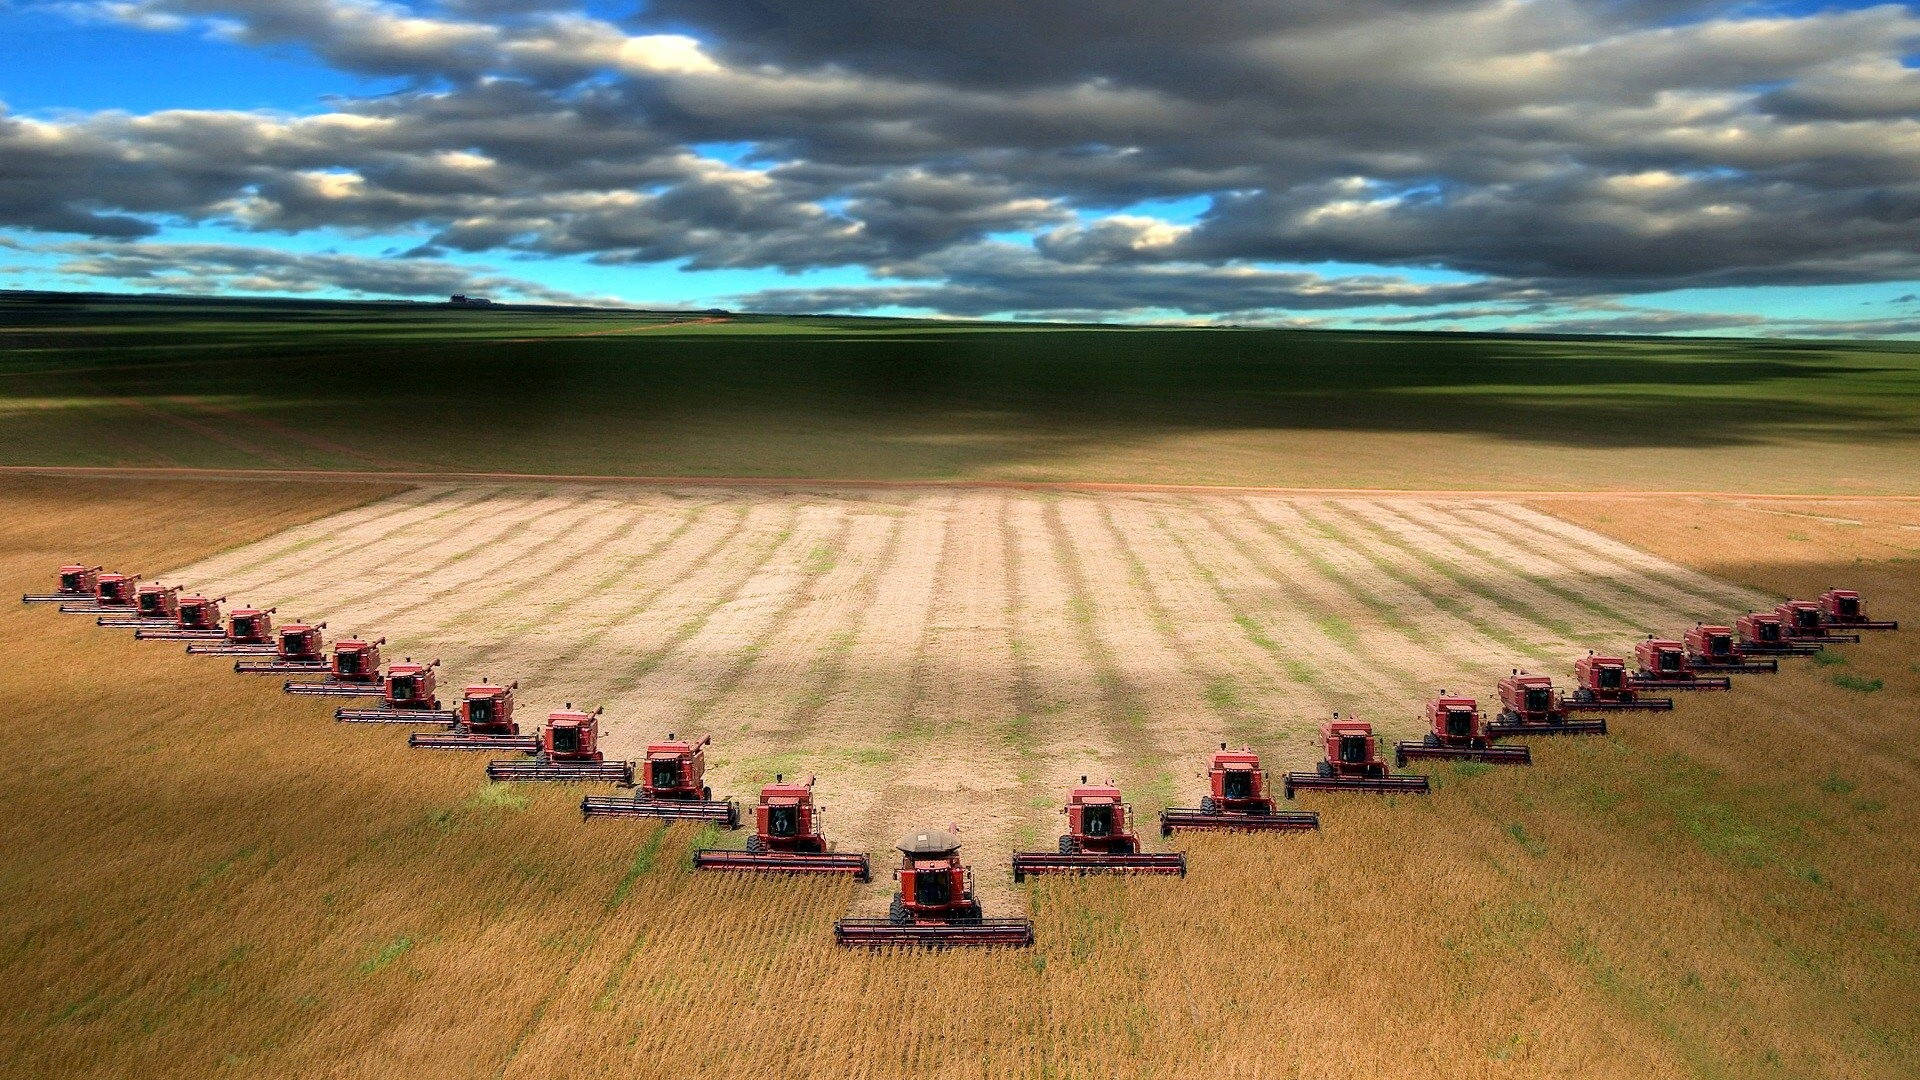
[1161,744,1319,834]
[582,732,738,826]
[694,774,869,878]
[836,829,1034,948]
[1284,716,1431,797]
[1394,694,1530,767]
[1013,778,1186,880]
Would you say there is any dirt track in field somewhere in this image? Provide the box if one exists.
[166,485,1773,908]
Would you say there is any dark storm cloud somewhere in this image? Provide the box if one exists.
[7,0,1920,329]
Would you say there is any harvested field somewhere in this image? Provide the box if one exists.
[166,484,1773,905]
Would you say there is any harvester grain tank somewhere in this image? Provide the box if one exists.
[1629,637,1731,691]
[134,595,227,639]
[486,706,633,784]
[1775,601,1860,644]
[23,564,102,603]
[185,608,280,654]
[1159,744,1319,834]
[1012,778,1186,880]
[59,572,138,614]
[408,682,539,750]
[335,659,460,721]
[1818,589,1896,631]
[1489,670,1608,735]
[1283,717,1431,797]
[581,733,739,825]
[693,775,870,878]
[232,621,329,672]
[1682,624,1777,674]
[835,830,1034,948]
[1394,695,1530,767]
[98,583,182,628]
[1562,654,1673,713]
[281,637,387,696]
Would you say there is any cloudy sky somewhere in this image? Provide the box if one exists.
[2,0,1918,334]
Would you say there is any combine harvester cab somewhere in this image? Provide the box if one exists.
[1490,671,1609,735]
[1562,654,1673,713]
[694,775,869,879]
[336,659,462,722]
[1160,745,1319,835]
[1735,613,1821,656]
[134,595,227,640]
[283,637,387,696]
[1013,778,1186,880]
[1284,717,1431,797]
[409,682,539,750]
[59,572,139,615]
[24,564,102,604]
[188,607,278,654]
[98,583,181,628]
[486,706,633,784]
[1394,695,1530,767]
[1817,589,1896,632]
[835,830,1033,948]
[1683,624,1777,674]
[582,733,739,826]
[1629,637,1731,691]
[233,621,328,672]
[1776,601,1860,645]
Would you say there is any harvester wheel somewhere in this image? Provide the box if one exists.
[1058,835,1081,855]
[957,902,984,925]
[701,786,711,800]
[746,834,768,854]
[1317,760,1334,778]
[1200,796,1217,814]
[889,896,909,925]
[1424,732,1441,748]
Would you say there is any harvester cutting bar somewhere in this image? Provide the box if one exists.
[1010,851,1186,882]
[22,593,88,603]
[1283,772,1430,798]
[335,707,459,724]
[1158,808,1320,835]
[1838,619,1898,631]
[580,795,740,827]
[1740,640,1822,655]
[135,627,226,640]
[58,604,133,615]
[408,731,539,751]
[1689,658,1778,674]
[1394,742,1530,768]
[235,658,327,673]
[193,642,277,654]
[834,919,1034,948]
[1488,717,1608,737]
[693,849,872,880]
[283,680,383,697]
[486,759,634,784]
[1796,632,1860,645]
[96,616,175,628]
[1562,697,1671,713]
[1625,675,1731,692]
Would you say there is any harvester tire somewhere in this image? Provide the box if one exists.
[1200,796,1217,813]
[889,897,909,925]
[1317,761,1334,778]
[746,835,768,853]
[1424,733,1441,747]
[701,786,711,799]
[1058,836,1081,855]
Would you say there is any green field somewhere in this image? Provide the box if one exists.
[3,293,1917,492]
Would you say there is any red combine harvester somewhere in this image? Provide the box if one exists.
[1776,601,1860,645]
[1562,654,1674,713]
[1012,778,1187,880]
[409,682,539,750]
[486,706,633,784]
[835,830,1034,948]
[97,583,182,628]
[581,733,739,826]
[233,621,329,672]
[693,775,870,878]
[1629,637,1731,691]
[186,608,279,654]
[134,595,227,640]
[334,659,455,721]
[1818,589,1896,631]
[1682,624,1777,674]
[1394,695,1530,767]
[1735,613,1821,655]
[1489,670,1608,736]
[282,637,387,696]
[1284,717,1431,797]
[23,564,102,603]
[58,572,139,614]
[1160,745,1319,834]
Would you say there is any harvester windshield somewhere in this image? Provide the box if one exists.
[1222,769,1254,800]
[338,651,364,675]
[1525,686,1551,711]
[139,593,163,615]
[1339,734,1368,764]
[60,571,81,591]
[1794,608,1819,630]
[551,726,581,754]
[1445,709,1473,737]
[768,804,799,838]
[1757,622,1781,641]
[650,759,681,789]
[1598,665,1622,688]
[1837,595,1860,616]
[1708,634,1731,655]
[391,675,419,701]
[468,698,494,725]
[1083,804,1113,837]
[915,869,952,907]
[1658,650,1681,671]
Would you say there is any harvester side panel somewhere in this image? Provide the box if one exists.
[486,759,634,785]
[1010,851,1186,882]
[693,849,871,881]
[1394,743,1530,768]
[834,919,1034,948]
[1283,772,1430,798]
[580,796,740,828]
[1158,808,1320,836]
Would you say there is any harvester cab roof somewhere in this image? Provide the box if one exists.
[383,658,439,706]
[176,595,223,629]
[278,622,323,659]
[542,706,602,760]
[1686,625,1736,658]
[135,583,180,618]
[97,573,138,604]
[460,681,516,733]
[330,637,384,681]
[1637,638,1687,672]
[1322,718,1382,775]
[1428,695,1483,744]
[59,565,101,594]
[642,733,711,799]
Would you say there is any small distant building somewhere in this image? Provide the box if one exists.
[449,294,495,307]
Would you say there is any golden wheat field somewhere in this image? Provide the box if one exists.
[1,475,1917,1079]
